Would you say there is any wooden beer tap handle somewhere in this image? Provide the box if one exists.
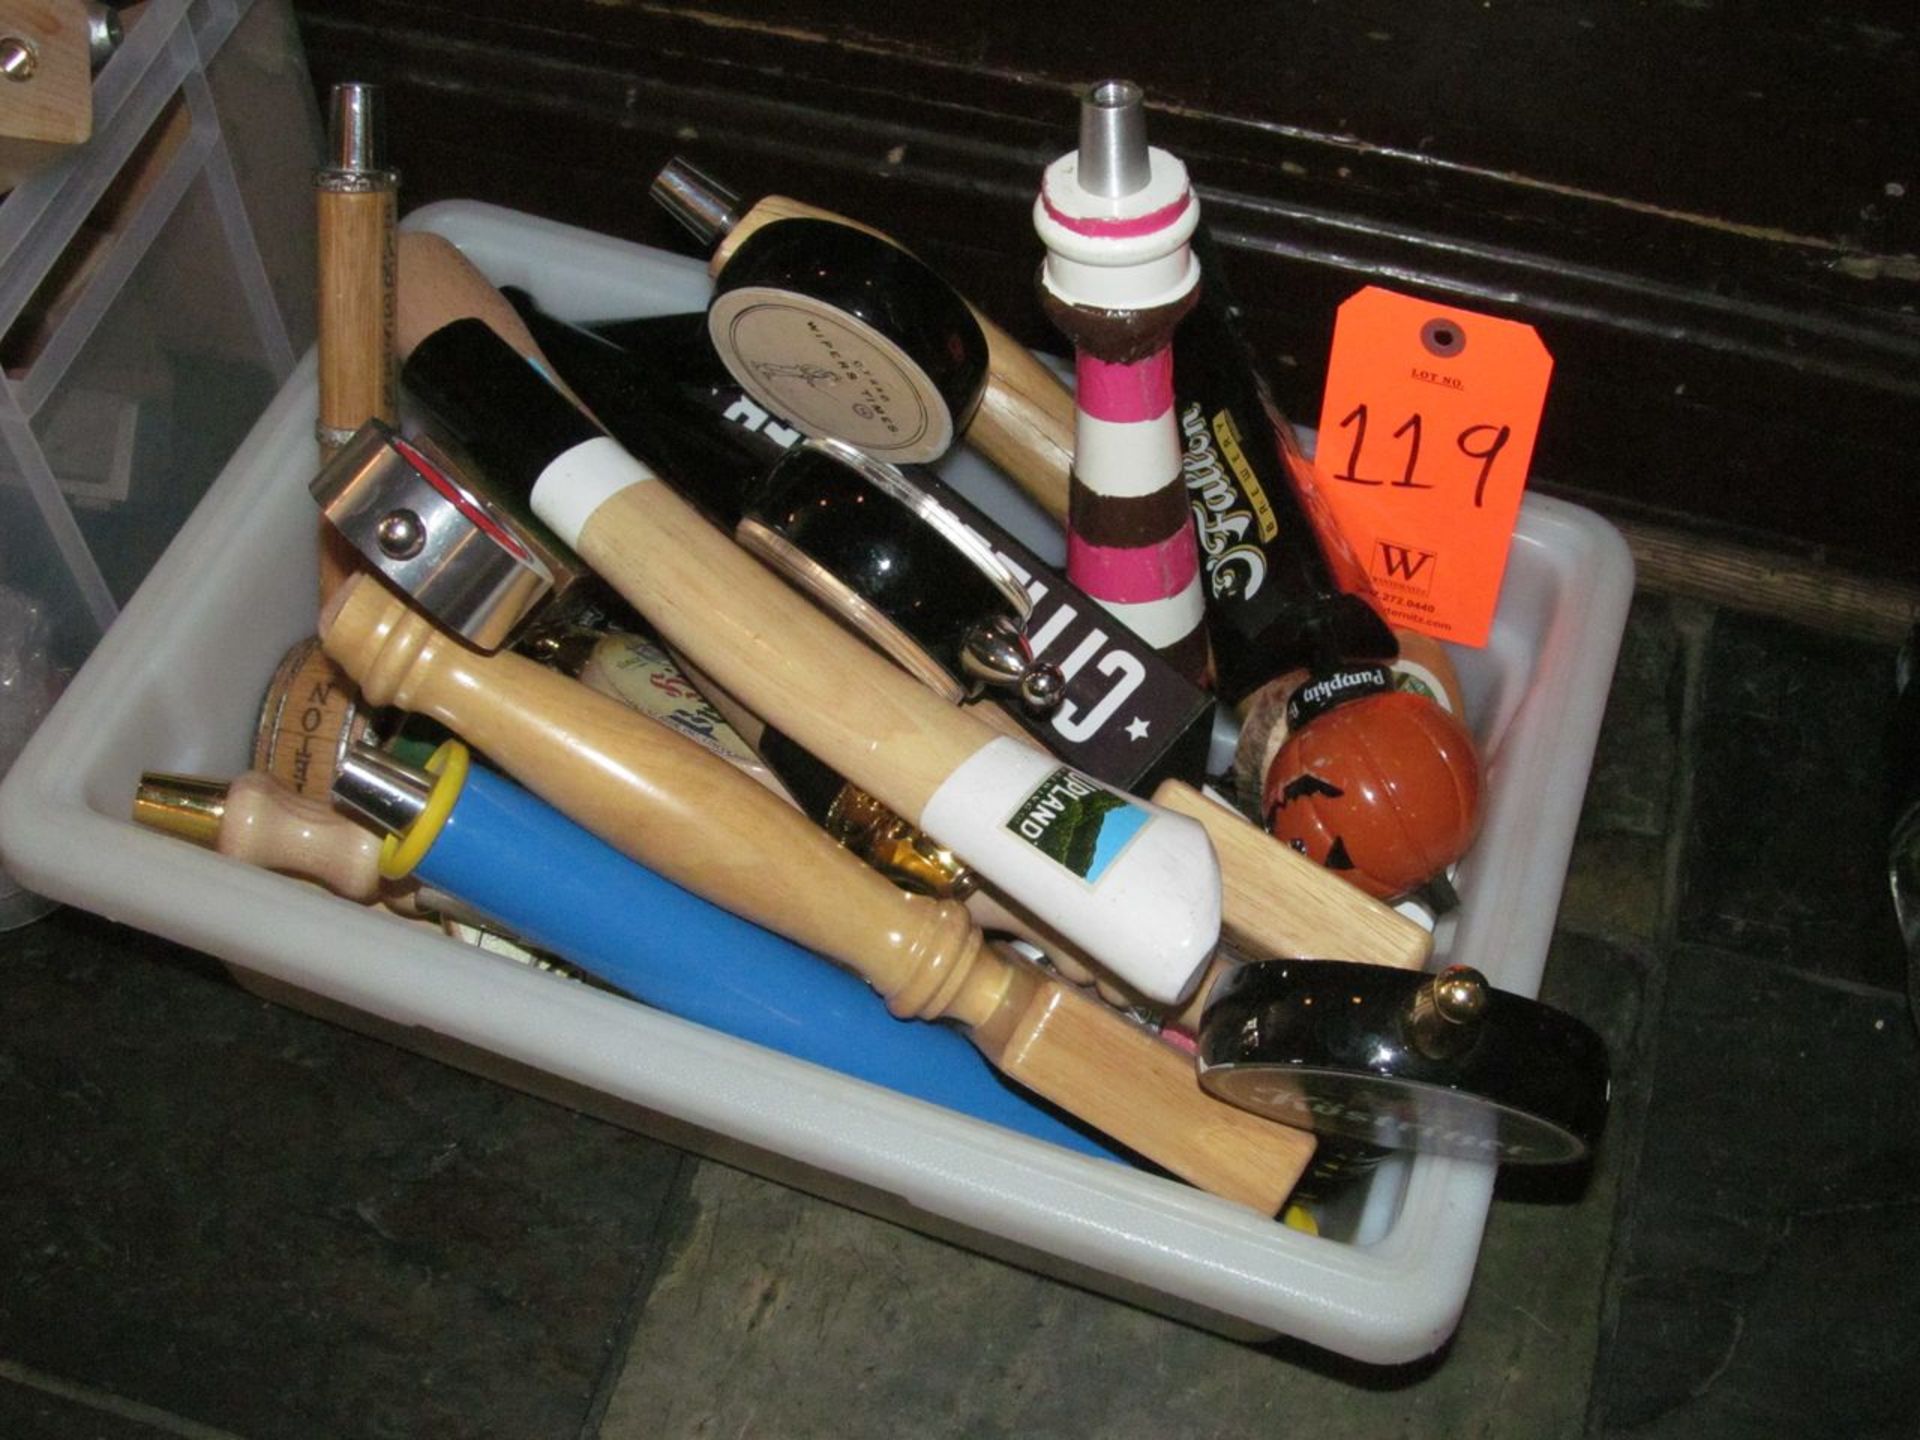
[713,194,1075,525]
[322,574,977,995]
[133,768,421,913]
[315,200,395,455]
[1152,780,1433,973]
[974,942,1314,1207]
[315,84,401,603]
[319,576,1315,1209]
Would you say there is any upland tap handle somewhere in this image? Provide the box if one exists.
[970,693,1431,977]
[705,192,1075,522]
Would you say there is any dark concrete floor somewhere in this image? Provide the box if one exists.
[1,593,1914,1439]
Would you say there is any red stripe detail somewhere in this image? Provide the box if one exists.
[1042,189,1193,239]
[1075,349,1174,424]
[393,435,533,563]
[1067,526,1202,605]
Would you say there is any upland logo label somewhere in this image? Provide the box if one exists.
[1393,667,1443,706]
[1372,538,1438,593]
[1005,767,1152,884]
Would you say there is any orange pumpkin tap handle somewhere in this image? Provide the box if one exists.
[1260,665,1483,904]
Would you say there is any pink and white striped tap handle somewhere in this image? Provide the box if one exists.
[1035,80,1212,687]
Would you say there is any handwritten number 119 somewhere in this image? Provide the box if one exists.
[1333,403,1512,507]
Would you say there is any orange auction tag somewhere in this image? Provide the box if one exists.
[1312,287,1553,647]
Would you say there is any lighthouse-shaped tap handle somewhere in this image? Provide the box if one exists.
[1035,81,1211,687]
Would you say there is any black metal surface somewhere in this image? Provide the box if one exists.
[744,445,1012,679]
[1196,959,1611,1164]
[712,217,992,446]
[402,318,606,501]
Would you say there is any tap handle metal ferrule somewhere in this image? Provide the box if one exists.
[650,156,743,248]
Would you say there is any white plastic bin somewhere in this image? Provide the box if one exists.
[0,0,318,927]
[0,200,1635,1363]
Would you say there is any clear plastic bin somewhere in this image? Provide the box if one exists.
[0,201,1634,1362]
[0,0,317,927]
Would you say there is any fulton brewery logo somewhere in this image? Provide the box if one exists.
[1181,403,1269,602]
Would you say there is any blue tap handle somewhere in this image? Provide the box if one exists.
[407,755,1118,1162]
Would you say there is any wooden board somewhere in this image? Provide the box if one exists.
[0,0,92,191]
